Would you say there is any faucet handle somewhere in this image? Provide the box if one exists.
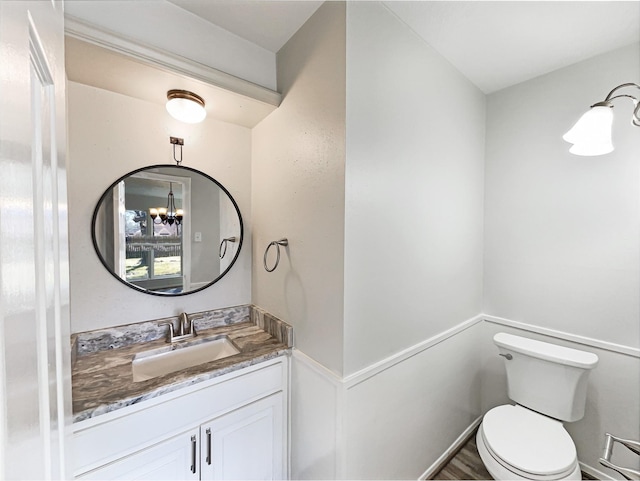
[158,321,175,342]
[189,316,205,335]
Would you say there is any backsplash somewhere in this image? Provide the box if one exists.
[250,305,294,348]
[73,305,293,356]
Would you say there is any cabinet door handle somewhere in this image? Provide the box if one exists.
[206,428,212,465]
[190,435,197,474]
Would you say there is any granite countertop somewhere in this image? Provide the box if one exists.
[72,306,292,423]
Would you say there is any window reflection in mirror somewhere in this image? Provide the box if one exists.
[120,172,188,293]
[124,208,182,282]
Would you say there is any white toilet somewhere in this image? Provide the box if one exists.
[477,332,598,480]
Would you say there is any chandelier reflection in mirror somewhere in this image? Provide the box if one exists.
[150,182,184,226]
[563,82,640,156]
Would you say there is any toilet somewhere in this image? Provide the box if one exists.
[477,332,598,480]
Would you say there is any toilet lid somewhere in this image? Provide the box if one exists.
[482,405,577,477]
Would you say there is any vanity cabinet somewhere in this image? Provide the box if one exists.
[77,428,200,480]
[200,393,283,480]
[73,357,288,480]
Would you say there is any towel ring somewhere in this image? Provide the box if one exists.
[218,236,237,259]
[264,239,288,272]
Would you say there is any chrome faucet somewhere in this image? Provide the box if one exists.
[179,312,191,336]
[160,313,198,343]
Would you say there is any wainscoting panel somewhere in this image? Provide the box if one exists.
[290,316,639,480]
[290,350,343,480]
[343,320,485,479]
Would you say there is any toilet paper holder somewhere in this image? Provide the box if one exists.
[599,433,640,480]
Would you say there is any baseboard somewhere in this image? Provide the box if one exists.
[579,461,615,481]
[419,416,483,480]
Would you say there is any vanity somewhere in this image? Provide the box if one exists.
[71,306,292,480]
[70,79,293,479]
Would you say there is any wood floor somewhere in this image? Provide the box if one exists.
[431,430,597,480]
[431,432,492,480]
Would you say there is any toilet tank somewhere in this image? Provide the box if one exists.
[494,332,598,422]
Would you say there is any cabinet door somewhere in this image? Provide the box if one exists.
[77,428,200,480]
[200,393,284,480]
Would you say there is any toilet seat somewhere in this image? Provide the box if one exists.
[480,405,578,480]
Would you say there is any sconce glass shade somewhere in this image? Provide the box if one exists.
[166,90,206,124]
[563,105,614,156]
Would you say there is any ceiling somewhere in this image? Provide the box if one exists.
[167,0,640,94]
[383,1,640,93]
[167,0,324,53]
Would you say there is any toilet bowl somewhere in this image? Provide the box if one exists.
[476,405,581,480]
[477,333,598,480]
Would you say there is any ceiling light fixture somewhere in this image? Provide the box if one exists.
[166,89,207,124]
[563,83,639,156]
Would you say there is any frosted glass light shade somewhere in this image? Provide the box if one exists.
[166,90,206,123]
[563,105,614,156]
[568,141,614,156]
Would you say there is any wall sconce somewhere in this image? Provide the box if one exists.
[563,83,639,156]
[166,89,207,124]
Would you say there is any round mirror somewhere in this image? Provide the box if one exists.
[91,164,243,296]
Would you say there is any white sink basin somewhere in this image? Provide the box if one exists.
[132,336,240,382]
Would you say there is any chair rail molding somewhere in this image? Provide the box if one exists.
[483,315,640,358]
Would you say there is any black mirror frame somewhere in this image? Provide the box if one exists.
[91,164,244,297]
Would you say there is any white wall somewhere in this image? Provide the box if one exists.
[284,7,638,479]
[64,0,276,90]
[251,1,346,376]
[275,3,487,479]
[483,43,640,478]
[340,4,486,477]
[344,1,486,374]
[68,82,252,333]
[250,5,347,477]
[484,43,640,348]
